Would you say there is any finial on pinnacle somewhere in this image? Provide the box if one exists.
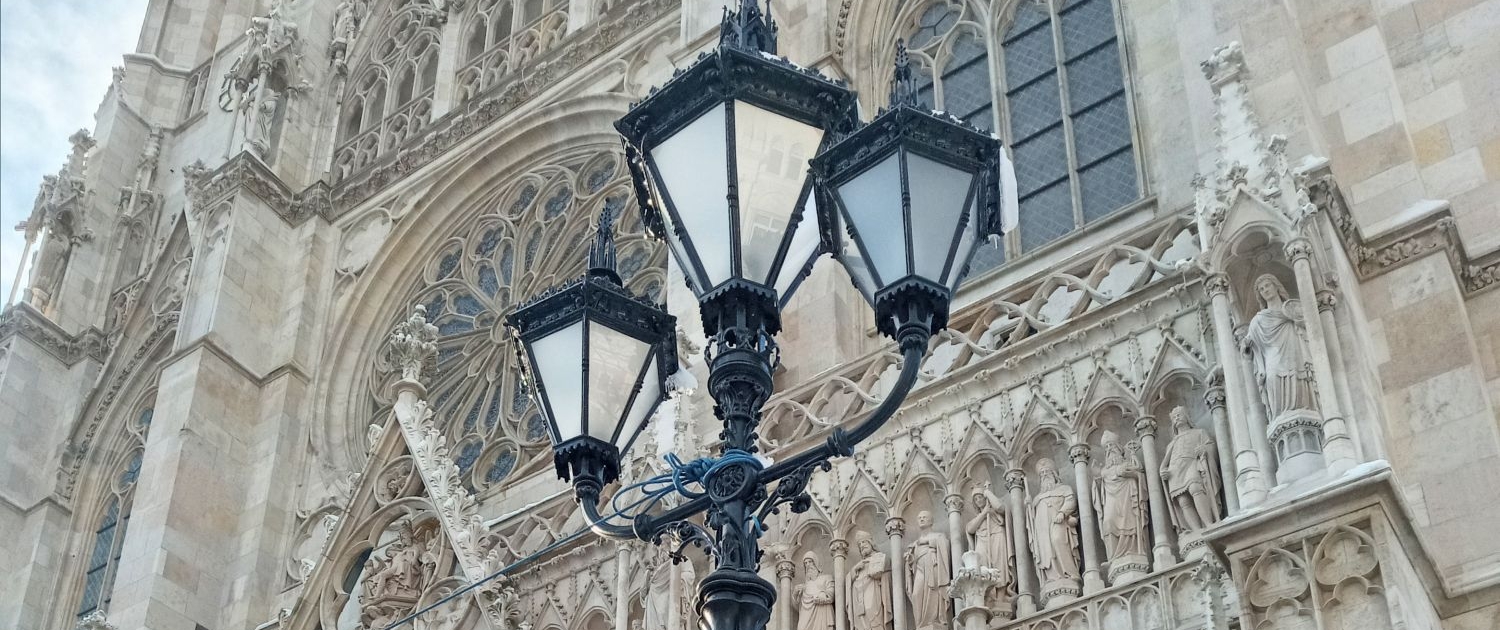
[889,39,920,108]
[720,0,778,54]
[389,304,439,384]
[588,206,621,284]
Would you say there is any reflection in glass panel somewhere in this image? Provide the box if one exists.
[651,104,731,287]
[617,359,660,454]
[906,154,975,280]
[733,101,823,285]
[531,321,584,440]
[586,325,652,441]
[838,155,906,285]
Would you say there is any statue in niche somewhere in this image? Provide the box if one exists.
[360,520,440,624]
[1242,273,1316,419]
[1093,431,1149,565]
[964,483,1012,589]
[680,561,698,626]
[644,559,672,630]
[247,88,282,158]
[330,0,364,71]
[847,531,893,630]
[794,552,836,630]
[906,511,951,630]
[1027,458,1081,587]
[1160,406,1222,532]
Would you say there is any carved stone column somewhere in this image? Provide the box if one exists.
[1133,416,1177,569]
[1317,284,1363,462]
[1004,470,1037,616]
[1202,386,1240,512]
[1068,444,1105,594]
[830,539,849,630]
[1285,239,1357,474]
[886,517,909,630]
[1204,272,1271,504]
[944,493,966,572]
[615,544,632,630]
[777,552,797,630]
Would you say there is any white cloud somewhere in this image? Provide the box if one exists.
[1,0,150,305]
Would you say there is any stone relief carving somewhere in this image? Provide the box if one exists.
[1093,431,1149,582]
[359,518,445,629]
[847,531,893,630]
[906,511,952,630]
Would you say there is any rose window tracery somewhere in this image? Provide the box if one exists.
[369,149,664,494]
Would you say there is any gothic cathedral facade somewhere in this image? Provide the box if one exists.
[2,1,1499,630]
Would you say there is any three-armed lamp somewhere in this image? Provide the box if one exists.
[509,4,1002,630]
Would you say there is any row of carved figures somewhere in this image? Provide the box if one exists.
[774,406,1225,630]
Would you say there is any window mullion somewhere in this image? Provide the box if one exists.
[1047,2,1084,230]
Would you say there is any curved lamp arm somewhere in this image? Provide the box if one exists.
[760,333,926,482]
[573,329,929,542]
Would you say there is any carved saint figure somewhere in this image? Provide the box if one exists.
[1027,458,1081,585]
[644,560,672,630]
[847,531,893,630]
[905,511,951,630]
[964,483,1012,588]
[331,0,362,68]
[360,520,439,619]
[1160,406,1222,532]
[795,552,836,630]
[247,88,281,157]
[1093,431,1149,563]
[1243,273,1314,418]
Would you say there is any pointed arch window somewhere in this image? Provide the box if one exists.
[334,5,444,181]
[77,404,152,618]
[900,0,1140,275]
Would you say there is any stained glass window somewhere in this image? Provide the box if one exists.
[372,150,664,494]
[899,0,1139,275]
[77,442,148,618]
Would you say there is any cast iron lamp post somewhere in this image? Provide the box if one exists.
[508,4,1001,630]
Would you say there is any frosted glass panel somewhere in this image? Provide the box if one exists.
[531,321,583,441]
[837,236,880,305]
[652,103,731,287]
[617,359,661,452]
[906,154,974,280]
[946,197,980,289]
[587,325,652,441]
[773,195,822,300]
[838,155,905,284]
[735,101,823,284]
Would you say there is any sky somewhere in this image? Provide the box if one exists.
[1,0,150,304]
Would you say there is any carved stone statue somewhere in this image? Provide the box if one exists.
[847,531,893,630]
[794,552,836,630]
[964,483,1012,590]
[905,510,951,630]
[1160,406,1222,532]
[247,88,281,157]
[1094,431,1149,580]
[948,551,1008,630]
[680,561,698,625]
[1027,458,1081,588]
[331,0,364,71]
[1242,273,1314,419]
[644,560,672,630]
[360,520,441,628]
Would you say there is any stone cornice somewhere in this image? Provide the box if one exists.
[1306,171,1499,295]
[330,0,678,212]
[186,152,332,226]
[0,303,108,366]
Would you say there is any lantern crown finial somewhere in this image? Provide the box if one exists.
[890,39,920,109]
[720,0,778,54]
[588,206,621,285]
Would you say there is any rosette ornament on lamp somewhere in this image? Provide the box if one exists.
[507,208,677,496]
[810,40,1003,341]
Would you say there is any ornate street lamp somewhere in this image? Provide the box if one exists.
[510,5,1003,630]
[507,208,678,493]
[810,41,1002,340]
